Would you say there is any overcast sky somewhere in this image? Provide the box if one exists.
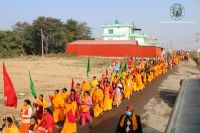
[0,0,200,50]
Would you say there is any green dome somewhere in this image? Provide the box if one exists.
[115,19,120,24]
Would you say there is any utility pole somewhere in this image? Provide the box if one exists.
[195,33,200,57]
[41,29,44,58]
[170,40,172,50]
[167,44,168,52]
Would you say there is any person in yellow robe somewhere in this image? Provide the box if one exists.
[136,72,144,91]
[33,94,48,123]
[158,64,162,75]
[164,61,168,73]
[113,75,119,84]
[111,72,115,82]
[61,97,77,133]
[141,70,147,85]
[3,117,20,133]
[147,67,154,82]
[103,82,113,111]
[123,81,132,99]
[82,80,90,93]
[92,86,104,117]
[52,90,65,123]
[153,65,158,80]
[61,88,70,101]
[91,76,99,88]
[133,75,139,92]
[122,71,127,80]
[126,75,133,93]
[90,76,98,97]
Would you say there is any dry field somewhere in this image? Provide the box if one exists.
[0,55,116,125]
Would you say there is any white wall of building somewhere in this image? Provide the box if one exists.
[103,26,132,40]
[135,38,145,44]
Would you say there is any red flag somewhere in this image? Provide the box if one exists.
[71,78,74,89]
[106,68,108,77]
[3,63,17,108]
[48,95,53,102]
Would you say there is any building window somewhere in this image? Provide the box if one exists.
[108,29,113,34]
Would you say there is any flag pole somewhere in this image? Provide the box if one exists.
[4,97,7,126]
[3,66,7,121]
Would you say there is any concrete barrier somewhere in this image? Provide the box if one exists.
[166,78,200,133]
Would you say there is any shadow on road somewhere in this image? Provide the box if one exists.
[159,89,178,108]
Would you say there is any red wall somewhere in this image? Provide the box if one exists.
[66,44,161,58]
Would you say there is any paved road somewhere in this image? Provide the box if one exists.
[79,67,178,133]
[166,77,200,133]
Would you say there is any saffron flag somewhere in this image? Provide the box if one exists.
[29,72,37,98]
[71,78,74,89]
[87,57,90,77]
[3,63,17,108]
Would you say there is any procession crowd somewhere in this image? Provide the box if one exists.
[2,51,189,133]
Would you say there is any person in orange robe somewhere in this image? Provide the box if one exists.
[103,82,113,111]
[126,75,134,95]
[92,86,104,117]
[136,72,144,91]
[153,65,158,80]
[20,99,33,133]
[91,76,99,88]
[133,74,139,92]
[141,70,147,85]
[52,90,65,123]
[124,81,132,100]
[61,88,70,101]
[82,80,90,93]
[147,67,154,82]
[61,97,77,133]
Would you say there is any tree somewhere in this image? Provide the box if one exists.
[13,22,34,55]
[64,19,93,43]
[32,17,65,54]
[0,16,94,57]
[0,30,20,57]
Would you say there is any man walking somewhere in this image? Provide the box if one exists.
[115,105,143,133]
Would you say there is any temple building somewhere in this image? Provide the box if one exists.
[102,20,159,46]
